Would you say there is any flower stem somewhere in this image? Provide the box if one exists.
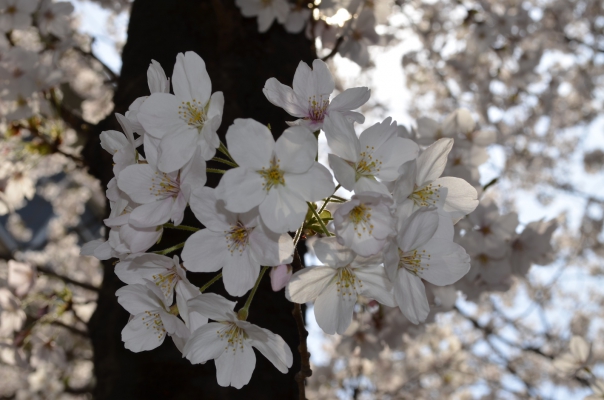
[238,266,270,320]
[293,226,303,247]
[199,272,223,293]
[211,156,238,168]
[153,242,185,255]
[307,202,332,236]
[218,140,235,163]
[162,223,199,232]
[318,184,341,214]
[206,168,226,174]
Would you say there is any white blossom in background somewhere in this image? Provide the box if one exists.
[284,5,310,34]
[0,288,26,336]
[235,0,289,33]
[553,336,591,374]
[216,119,334,233]
[0,0,38,32]
[286,237,395,334]
[7,260,36,298]
[138,51,224,172]
[182,187,294,296]
[325,112,418,196]
[338,8,379,67]
[263,59,370,131]
[184,293,293,389]
[36,0,74,38]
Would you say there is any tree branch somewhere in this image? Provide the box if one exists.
[291,249,312,400]
[37,266,99,292]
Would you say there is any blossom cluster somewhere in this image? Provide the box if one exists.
[81,51,484,388]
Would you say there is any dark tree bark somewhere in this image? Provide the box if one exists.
[86,1,316,398]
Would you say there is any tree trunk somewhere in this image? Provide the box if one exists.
[86,1,316,398]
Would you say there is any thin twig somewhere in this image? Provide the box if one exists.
[291,249,312,399]
[37,266,99,292]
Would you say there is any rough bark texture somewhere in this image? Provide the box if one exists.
[86,1,316,398]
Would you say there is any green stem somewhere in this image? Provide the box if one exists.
[153,242,185,255]
[318,184,341,214]
[238,266,270,320]
[200,272,223,293]
[211,156,238,168]
[293,226,303,247]
[207,168,226,174]
[218,140,235,163]
[308,202,332,236]
[162,223,199,232]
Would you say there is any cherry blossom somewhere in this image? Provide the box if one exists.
[286,237,395,335]
[235,0,289,33]
[138,51,224,172]
[182,187,294,296]
[325,112,418,196]
[183,293,293,389]
[215,119,334,233]
[263,59,370,131]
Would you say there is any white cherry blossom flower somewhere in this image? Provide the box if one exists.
[284,6,310,34]
[100,113,142,175]
[116,281,188,352]
[263,59,370,131]
[270,264,292,291]
[138,51,224,172]
[393,138,478,224]
[325,112,418,196]
[333,191,394,257]
[236,0,289,33]
[117,145,206,228]
[126,60,171,134]
[0,0,38,32]
[383,207,470,324]
[215,119,334,233]
[286,237,395,335]
[36,0,74,38]
[553,335,591,374]
[183,293,293,389]
[7,260,36,298]
[183,186,294,296]
[0,288,26,336]
[339,9,379,67]
[115,254,195,306]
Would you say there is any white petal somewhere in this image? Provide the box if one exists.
[157,126,198,173]
[216,167,267,213]
[313,237,356,267]
[100,130,129,154]
[397,207,439,252]
[432,176,478,221]
[263,78,307,117]
[275,126,316,173]
[180,149,208,201]
[570,336,590,362]
[117,164,158,204]
[259,186,307,233]
[329,87,370,112]
[323,113,360,162]
[417,238,470,285]
[248,229,294,266]
[226,118,274,170]
[129,198,174,228]
[182,229,227,273]
[222,251,259,297]
[285,164,334,202]
[188,186,234,230]
[122,312,165,352]
[314,281,356,335]
[116,283,165,315]
[329,154,356,191]
[215,341,256,389]
[286,266,336,303]
[172,52,211,104]
[416,138,453,185]
[247,324,293,373]
[187,293,237,322]
[183,322,226,363]
[394,271,430,324]
[355,265,395,307]
[138,93,182,138]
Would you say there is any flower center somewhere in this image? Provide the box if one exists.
[335,267,362,299]
[260,0,273,6]
[178,99,208,130]
[398,248,431,275]
[149,171,180,199]
[225,221,252,255]
[141,311,166,339]
[355,146,382,180]
[307,95,329,122]
[258,159,285,191]
[152,267,178,299]
[349,204,374,237]
[216,322,248,353]
[409,183,441,207]
[6,6,16,14]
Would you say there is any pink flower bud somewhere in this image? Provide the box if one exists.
[270,264,292,292]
